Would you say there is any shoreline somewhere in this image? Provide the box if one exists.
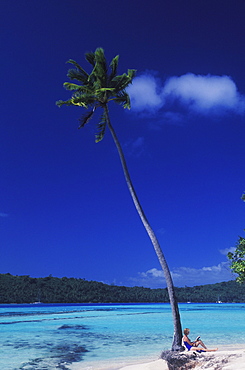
[69,344,245,370]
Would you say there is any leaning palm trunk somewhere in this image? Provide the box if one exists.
[104,106,183,351]
[57,47,183,351]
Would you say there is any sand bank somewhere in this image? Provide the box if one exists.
[69,345,245,370]
[120,345,245,370]
[119,359,167,370]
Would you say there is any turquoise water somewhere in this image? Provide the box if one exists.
[0,302,245,369]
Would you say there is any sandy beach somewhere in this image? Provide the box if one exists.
[69,345,245,370]
[120,345,245,370]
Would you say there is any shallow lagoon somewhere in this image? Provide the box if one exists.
[0,303,245,369]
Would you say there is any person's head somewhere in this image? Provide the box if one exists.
[184,328,190,335]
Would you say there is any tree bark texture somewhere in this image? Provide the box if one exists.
[105,106,183,350]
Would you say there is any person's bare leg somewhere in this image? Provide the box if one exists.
[191,346,218,352]
[204,348,218,352]
[197,340,207,349]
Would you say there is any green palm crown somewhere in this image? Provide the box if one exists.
[56,47,136,142]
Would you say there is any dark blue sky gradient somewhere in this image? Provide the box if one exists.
[1,0,245,287]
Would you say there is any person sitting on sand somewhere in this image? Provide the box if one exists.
[182,328,218,352]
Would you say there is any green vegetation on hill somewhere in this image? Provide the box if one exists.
[228,194,245,283]
[0,273,244,304]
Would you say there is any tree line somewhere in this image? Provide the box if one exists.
[228,193,245,283]
[0,273,244,304]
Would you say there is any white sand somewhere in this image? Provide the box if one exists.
[68,355,161,370]
[69,345,245,370]
[119,345,245,370]
[119,359,167,370]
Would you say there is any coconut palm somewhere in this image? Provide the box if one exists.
[56,47,183,350]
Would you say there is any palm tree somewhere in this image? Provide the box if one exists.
[56,47,183,351]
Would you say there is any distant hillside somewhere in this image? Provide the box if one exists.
[0,273,244,304]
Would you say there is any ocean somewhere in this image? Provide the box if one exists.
[0,302,245,369]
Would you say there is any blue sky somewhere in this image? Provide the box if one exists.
[1,0,245,288]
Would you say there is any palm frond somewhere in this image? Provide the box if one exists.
[78,107,96,129]
[97,87,114,92]
[56,98,87,107]
[85,51,96,66]
[90,48,107,88]
[110,74,127,90]
[71,92,97,107]
[113,90,131,109]
[111,70,136,92]
[67,60,89,75]
[63,83,94,96]
[95,111,107,142]
[109,55,119,82]
[70,98,88,107]
[63,82,83,91]
[56,99,74,107]
[67,68,89,83]
[127,69,136,81]
[94,48,107,73]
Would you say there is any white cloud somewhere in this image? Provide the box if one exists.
[164,73,243,113]
[126,74,164,112]
[129,261,235,288]
[127,72,245,116]
[173,263,234,286]
[141,268,164,278]
[219,247,236,255]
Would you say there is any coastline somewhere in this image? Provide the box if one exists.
[69,344,245,370]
